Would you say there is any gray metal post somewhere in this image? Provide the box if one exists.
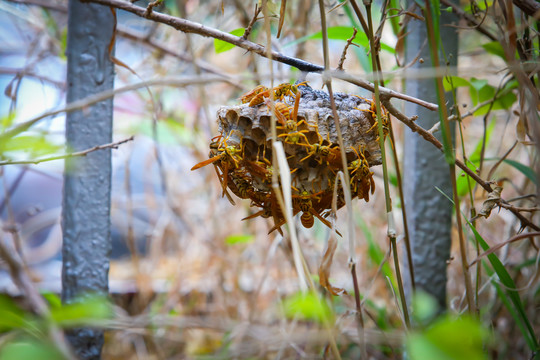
[403,6,458,310]
[62,1,115,358]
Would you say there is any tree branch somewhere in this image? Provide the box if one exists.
[0,136,134,166]
[84,0,438,110]
[383,99,540,232]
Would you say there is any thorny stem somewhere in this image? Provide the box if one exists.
[364,0,410,328]
[423,1,476,315]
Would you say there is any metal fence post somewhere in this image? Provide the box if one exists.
[62,1,115,358]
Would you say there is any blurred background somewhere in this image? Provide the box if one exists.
[0,0,538,359]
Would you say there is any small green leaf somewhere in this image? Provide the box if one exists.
[1,134,61,157]
[283,292,333,324]
[285,26,394,54]
[443,76,471,92]
[50,295,112,327]
[59,27,68,61]
[214,28,245,53]
[0,295,27,332]
[503,159,538,185]
[1,113,16,131]
[408,315,489,360]
[224,234,254,246]
[42,293,62,309]
[481,41,506,60]
[412,291,439,324]
[456,120,495,196]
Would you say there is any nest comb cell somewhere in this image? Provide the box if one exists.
[191,81,387,234]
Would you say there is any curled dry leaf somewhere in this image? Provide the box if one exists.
[478,184,503,219]
[318,236,347,296]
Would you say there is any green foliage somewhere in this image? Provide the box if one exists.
[481,41,506,60]
[133,118,191,145]
[456,120,495,196]
[0,295,29,333]
[411,291,439,325]
[0,294,112,356]
[286,26,394,54]
[0,340,62,360]
[467,223,539,351]
[443,76,517,115]
[224,234,254,245]
[49,295,112,327]
[407,315,489,360]
[357,217,395,287]
[283,292,334,324]
[214,28,246,53]
[502,159,538,185]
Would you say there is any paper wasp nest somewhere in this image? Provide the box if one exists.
[192,82,387,233]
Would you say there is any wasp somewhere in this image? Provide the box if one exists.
[240,85,269,104]
[247,81,307,107]
[355,96,390,140]
[191,132,245,200]
[348,146,375,202]
[266,92,310,145]
[243,194,286,236]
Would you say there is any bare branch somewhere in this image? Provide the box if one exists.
[0,136,134,166]
[336,28,358,71]
[0,75,232,143]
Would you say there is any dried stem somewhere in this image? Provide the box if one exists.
[363,0,410,328]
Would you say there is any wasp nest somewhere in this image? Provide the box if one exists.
[192,82,387,233]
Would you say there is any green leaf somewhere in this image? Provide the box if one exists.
[503,159,538,185]
[443,76,471,92]
[0,340,62,360]
[0,295,28,332]
[50,295,112,327]
[1,113,16,131]
[408,315,489,360]
[224,234,254,246]
[481,41,506,60]
[456,120,495,196]
[42,293,61,309]
[0,134,61,157]
[214,28,245,53]
[285,26,394,54]
[467,223,539,350]
[283,292,333,324]
[59,27,68,61]
[467,78,517,115]
[412,291,439,325]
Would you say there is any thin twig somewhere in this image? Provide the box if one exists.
[241,3,261,40]
[336,28,358,71]
[0,75,233,143]
[440,0,497,41]
[469,232,540,266]
[0,136,134,166]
